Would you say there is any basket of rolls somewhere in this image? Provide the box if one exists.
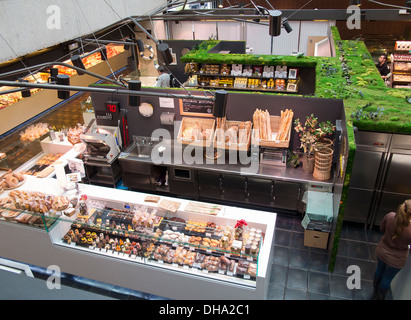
[177,117,215,147]
[0,169,25,190]
[252,108,294,148]
[214,120,252,151]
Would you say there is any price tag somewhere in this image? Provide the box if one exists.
[202,269,208,274]
[247,257,253,261]
[224,253,231,258]
[205,232,212,237]
[206,249,212,254]
[243,274,250,280]
[218,269,225,275]
[183,265,189,270]
[227,271,233,276]
[172,226,177,231]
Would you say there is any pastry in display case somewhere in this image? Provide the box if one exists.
[46,194,266,283]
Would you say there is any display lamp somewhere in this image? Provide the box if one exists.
[101,46,107,61]
[56,74,70,100]
[128,80,142,107]
[48,67,59,84]
[136,39,145,53]
[70,54,86,75]
[19,80,31,98]
[158,42,173,65]
[349,0,361,6]
[283,20,293,33]
[268,10,282,37]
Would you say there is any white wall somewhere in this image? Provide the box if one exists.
[168,20,336,56]
[0,0,167,62]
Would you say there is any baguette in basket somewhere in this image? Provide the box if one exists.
[252,108,293,141]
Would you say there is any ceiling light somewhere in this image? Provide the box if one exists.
[269,10,282,37]
[19,80,31,98]
[157,42,173,65]
[100,46,107,61]
[56,74,70,100]
[218,0,223,8]
[349,0,361,6]
[128,80,141,107]
[70,54,86,75]
[283,20,293,33]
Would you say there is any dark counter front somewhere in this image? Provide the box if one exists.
[118,140,334,213]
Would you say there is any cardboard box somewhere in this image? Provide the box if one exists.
[304,229,329,249]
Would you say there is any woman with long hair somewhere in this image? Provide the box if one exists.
[373,199,411,300]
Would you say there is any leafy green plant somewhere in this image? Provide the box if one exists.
[350,103,384,121]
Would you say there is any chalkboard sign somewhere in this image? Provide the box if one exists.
[179,96,214,117]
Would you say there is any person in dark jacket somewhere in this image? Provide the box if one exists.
[372,199,411,300]
[376,54,389,79]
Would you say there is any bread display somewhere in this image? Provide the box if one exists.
[214,119,252,151]
[0,170,25,189]
[252,108,293,148]
[0,190,70,227]
[19,123,49,142]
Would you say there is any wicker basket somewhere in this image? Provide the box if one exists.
[213,120,252,151]
[313,147,333,180]
[251,116,292,148]
[177,117,215,148]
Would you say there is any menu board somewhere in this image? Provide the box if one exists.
[179,96,214,117]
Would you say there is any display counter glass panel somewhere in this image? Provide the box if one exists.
[43,195,267,288]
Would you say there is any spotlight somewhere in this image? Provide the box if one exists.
[218,0,223,8]
[158,42,173,65]
[48,67,58,83]
[128,80,141,107]
[136,39,145,53]
[70,54,86,75]
[283,20,293,33]
[349,0,361,6]
[101,46,107,61]
[20,80,31,98]
[56,74,70,100]
[213,90,228,118]
[269,10,282,37]
[124,38,132,50]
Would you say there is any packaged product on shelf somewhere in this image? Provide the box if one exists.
[231,64,242,76]
[184,62,199,74]
[242,65,253,77]
[253,66,262,77]
[275,79,286,91]
[234,77,247,88]
[275,65,288,78]
[220,64,231,75]
[234,219,248,241]
[263,66,274,78]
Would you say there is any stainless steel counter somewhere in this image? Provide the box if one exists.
[119,139,335,187]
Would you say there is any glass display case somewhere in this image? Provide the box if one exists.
[0,175,275,299]
[45,194,266,286]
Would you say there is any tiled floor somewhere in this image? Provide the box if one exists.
[0,213,390,300]
[268,214,390,300]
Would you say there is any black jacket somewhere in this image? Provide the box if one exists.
[376,62,389,76]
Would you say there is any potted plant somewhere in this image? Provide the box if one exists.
[294,114,335,173]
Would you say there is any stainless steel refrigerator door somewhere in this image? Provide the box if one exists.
[349,149,386,190]
[372,191,410,227]
[343,187,375,224]
[382,153,411,195]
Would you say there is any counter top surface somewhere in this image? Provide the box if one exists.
[119,140,334,186]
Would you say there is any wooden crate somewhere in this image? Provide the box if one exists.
[177,117,215,148]
[213,120,252,152]
[252,115,292,148]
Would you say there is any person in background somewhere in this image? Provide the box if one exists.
[372,199,411,300]
[154,66,170,87]
[376,54,389,80]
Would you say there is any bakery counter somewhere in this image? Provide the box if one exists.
[120,139,334,187]
[0,175,276,300]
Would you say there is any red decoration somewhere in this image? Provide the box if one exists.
[235,219,247,228]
